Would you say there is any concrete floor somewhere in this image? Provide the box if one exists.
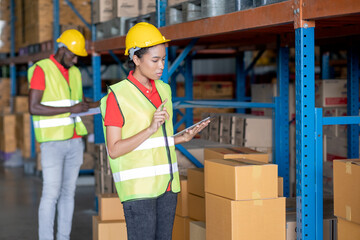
[0,165,96,240]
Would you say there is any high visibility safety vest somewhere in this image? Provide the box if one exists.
[28,59,88,143]
[100,79,180,202]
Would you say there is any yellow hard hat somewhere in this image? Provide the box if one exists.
[56,29,88,57]
[125,22,170,56]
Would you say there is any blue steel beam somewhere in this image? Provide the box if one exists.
[92,53,104,143]
[10,0,15,96]
[315,108,324,240]
[168,39,198,79]
[275,46,290,197]
[53,0,60,53]
[323,116,360,125]
[295,27,316,240]
[236,52,245,114]
[347,45,359,158]
[173,100,274,109]
[156,0,167,28]
[175,145,203,168]
[184,55,194,127]
[64,0,91,30]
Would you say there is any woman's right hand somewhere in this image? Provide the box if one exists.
[148,99,169,134]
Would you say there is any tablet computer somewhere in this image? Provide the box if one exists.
[173,116,212,137]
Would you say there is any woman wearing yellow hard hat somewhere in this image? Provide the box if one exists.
[100,22,209,239]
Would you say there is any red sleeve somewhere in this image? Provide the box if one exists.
[30,66,46,90]
[104,92,124,128]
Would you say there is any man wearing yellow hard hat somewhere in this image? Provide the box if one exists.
[28,29,98,240]
[100,22,209,240]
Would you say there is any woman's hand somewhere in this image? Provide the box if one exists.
[181,120,210,142]
[148,99,170,134]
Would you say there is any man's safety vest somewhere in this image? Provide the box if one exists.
[100,79,180,202]
[28,59,88,143]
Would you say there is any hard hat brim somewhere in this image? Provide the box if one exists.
[124,39,170,56]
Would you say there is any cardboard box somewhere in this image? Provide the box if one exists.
[14,96,28,113]
[315,79,348,107]
[93,0,114,23]
[173,215,190,240]
[204,147,269,163]
[187,168,204,197]
[189,221,205,240]
[206,193,285,240]
[188,194,205,222]
[337,218,360,240]
[98,193,125,221]
[334,159,360,224]
[205,158,278,200]
[176,176,188,217]
[140,0,156,15]
[92,216,127,240]
[278,177,283,197]
[113,0,139,18]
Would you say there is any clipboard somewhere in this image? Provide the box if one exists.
[173,116,212,137]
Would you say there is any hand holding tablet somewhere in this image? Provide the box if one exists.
[173,116,212,137]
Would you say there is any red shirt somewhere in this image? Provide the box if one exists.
[30,54,81,139]
[104,71,162,127]
[104,71,172,191]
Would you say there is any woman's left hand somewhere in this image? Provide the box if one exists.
[181,120,210,142]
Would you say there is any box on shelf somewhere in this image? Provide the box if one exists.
[0,114,16,153]
[92,216,127,240]
[204,147,269,163]
[315,79,348,107]
[113,0,139,18]
[205,158,278,200]
[337,218,360,240]
[176,176,188,217]
[14,96,29,113]
[188,193,205,222]
[172,215,190,240]
[206,193,285,240]
[278,177,283,197]
[189,221,205,240]
[334,159,360,224]
[93,0,113,23]
[98,193,124,221]
[187,168,204,197]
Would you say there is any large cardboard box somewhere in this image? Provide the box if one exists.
[98,193,125,221]
[14,96,28,113]
[92,216,127,240]
[337,218,360,240]
[334,159,360,224]
[204,147,269,163]
[188,194,205,222]
[140,0,156,15]
[0,114,16,152]
[205,158,278,200]
[187,168,204,197]
[173,215,190,240]
[189,221,205,240]
[176,176,188,217]
[113,0,139,18]
[206,193,285,240]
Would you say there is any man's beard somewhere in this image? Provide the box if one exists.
[60,54,71,69]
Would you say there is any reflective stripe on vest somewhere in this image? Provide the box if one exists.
[134,136,174,151]
[41,99,80,107]
[33,116,82,129]
[113,163,179,183]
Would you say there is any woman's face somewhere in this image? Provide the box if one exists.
[134,44,166,80]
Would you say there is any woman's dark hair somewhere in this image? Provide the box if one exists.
[127,47,150,70]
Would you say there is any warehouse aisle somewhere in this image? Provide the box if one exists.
[0,165,96,240]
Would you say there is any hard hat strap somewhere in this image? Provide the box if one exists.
[129,47,141,60]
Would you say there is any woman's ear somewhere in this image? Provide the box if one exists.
[133,55,140,67]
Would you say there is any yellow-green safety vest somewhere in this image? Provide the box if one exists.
[100,79,180,202]
[28,59,88,143]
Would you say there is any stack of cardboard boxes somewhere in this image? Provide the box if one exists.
[204,148,285,239]
[93,193,127,240]
[0,0,10,53]
[173,176,191,240]
[334,159,360,239]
